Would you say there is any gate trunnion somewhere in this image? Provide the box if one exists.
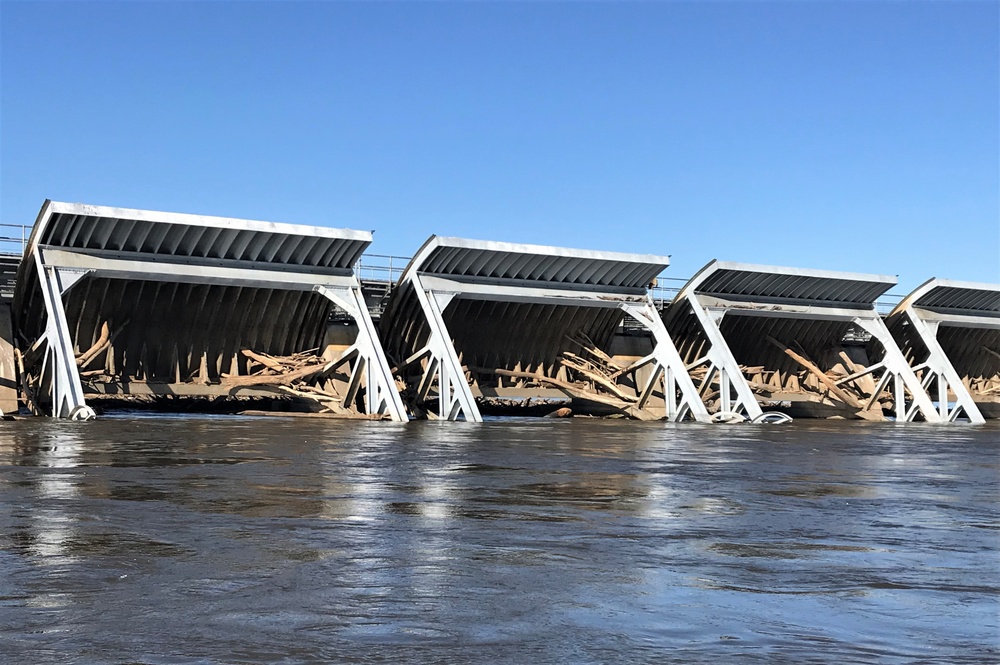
[379,236,711,422]
[13,200,407,421]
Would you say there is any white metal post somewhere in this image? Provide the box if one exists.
[33,253,95,419]
[683,294,764,420]
[408,275,482,422]
[853,315,942,423]
[315,285,408,422]
[621,300,711,422]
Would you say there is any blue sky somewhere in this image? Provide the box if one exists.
[1,1,997,293]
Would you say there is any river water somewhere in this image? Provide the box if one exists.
[0,416,997,664]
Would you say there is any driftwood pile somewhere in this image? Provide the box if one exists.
[473,332,657,420]
[69,322,361,415]
[221,349,351,414]
[705,336,891,420]
[969,347,1000,400]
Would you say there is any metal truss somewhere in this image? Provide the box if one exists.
[680,293,764,422]
[889,307,993,424]
[31,252,95,419]
[620,300,710,422]
[315,285,408,421]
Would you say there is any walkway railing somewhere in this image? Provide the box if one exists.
[354,253,408,284]
[0,224,30,257]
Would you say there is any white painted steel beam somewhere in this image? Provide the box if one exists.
[32,253,95,420]
[621,300,711,422]
[408,273,482,421]
[850,316,941,422]
[315,286,408,422]
[885,278,1000,423]
[38,247,357,291]
[684,296,764,422]
[669,260,943,423]
[417,275,645,308]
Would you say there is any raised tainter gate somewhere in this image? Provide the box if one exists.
[378,236,710,422]
[662,261,941,422]
[13,201,406,421]
[886,279,1000,422]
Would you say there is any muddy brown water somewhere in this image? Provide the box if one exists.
[0,416,997,664]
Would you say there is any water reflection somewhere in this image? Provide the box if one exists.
[0,417,996,663]
[13,426,85,563]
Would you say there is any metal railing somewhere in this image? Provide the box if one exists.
[876,294,903,315]
[354,253,408,284]
[0,224,29,257]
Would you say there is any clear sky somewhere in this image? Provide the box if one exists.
[1,1,997,294]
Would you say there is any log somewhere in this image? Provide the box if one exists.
[481,367,651,419]
[487,367,578,392]
[559,356,638,402]
[564,333,624,370]
[835,361,884,392]
[76,322,110,367]
[838,351,877,395]
[607,354,656,381]
[765,336,867,411]
[221,360,334,387]
[77,319,130,370]
[241,349,285,372]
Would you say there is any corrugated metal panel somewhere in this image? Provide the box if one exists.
[63,279,332,381]
[679,260,895,306]
[887,278,1000,396]
[662,259,900,415]
[31,201,369,271]
[409,236,668,290]
[662,295,860,373]
[906,278,1000,314]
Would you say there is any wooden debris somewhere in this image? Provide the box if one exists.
[564,332,625,370]
[477,365,656,421]
[241,349,285,372]
[221,349,346,411]
[766,336,866,409]
[558,353,637,402]
[76,319,130,370]
[221,359,334,387]
[76,322,110,368]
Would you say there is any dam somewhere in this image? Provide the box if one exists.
[2,200,998,423]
